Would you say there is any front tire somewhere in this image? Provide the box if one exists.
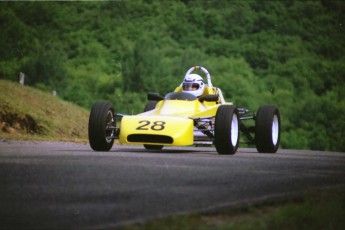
[214,105,240,155]
[255,105,280,153]
[88,102,115,151]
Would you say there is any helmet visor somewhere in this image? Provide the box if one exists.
[183,83,199,91]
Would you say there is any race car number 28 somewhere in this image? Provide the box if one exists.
[136,120,166,131]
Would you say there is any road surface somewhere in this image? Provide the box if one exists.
[0,140,344,229]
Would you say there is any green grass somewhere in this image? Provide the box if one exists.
[0,79,89,142]
[122,187,345,230]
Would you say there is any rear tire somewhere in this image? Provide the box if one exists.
[88,102,115,151]
[144,101,157,112]
[214,105,239,155]
[255,105,280,153]
[143,101,164,150]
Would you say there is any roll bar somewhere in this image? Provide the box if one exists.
[184,66,213,87]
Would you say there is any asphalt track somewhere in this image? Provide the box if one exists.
[1,140,344,229]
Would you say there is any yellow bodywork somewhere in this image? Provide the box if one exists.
[119,86,230,146]
[120,115,194,145]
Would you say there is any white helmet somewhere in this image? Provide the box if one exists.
[182,74,205,97]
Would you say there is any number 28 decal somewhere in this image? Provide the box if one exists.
[136,120,166,131]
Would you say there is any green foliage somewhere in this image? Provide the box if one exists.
[1,0,344,151]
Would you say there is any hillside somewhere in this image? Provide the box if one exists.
[0,80,89,141]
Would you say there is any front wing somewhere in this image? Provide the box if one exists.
[119,115,194,146]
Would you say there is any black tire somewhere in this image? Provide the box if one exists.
[144,101,157,112]
[214,105,240,155]
[143,101,163,150]
[255,105,280,153]
[88,102,115,151]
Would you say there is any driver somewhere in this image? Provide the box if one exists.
[181,74,205,97]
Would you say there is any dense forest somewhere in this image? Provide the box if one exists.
[1,0,344,151]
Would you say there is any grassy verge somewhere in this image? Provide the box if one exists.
[0,79,89,142]
[122,187,345,230]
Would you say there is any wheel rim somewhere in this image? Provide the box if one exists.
[231,114,239,146]
[272,115,279,145]
[105,110,115,143]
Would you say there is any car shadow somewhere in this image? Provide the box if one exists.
[110,147,217,155]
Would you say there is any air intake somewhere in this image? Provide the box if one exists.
[127,134,173,144]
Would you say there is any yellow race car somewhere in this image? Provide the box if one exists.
[88,66,280,154]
